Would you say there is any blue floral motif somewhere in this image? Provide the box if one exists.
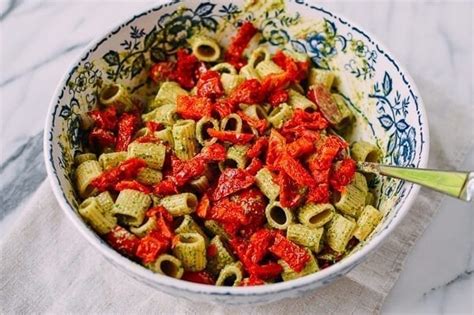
[259,9,300,46]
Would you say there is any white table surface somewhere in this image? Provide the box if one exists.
[1,0,472,313]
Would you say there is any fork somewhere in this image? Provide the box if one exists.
[356,162,473,201]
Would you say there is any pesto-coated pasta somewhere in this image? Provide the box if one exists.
[351,141,382,163]
[74,153,97,165]
[353,205,383,241]
[365,191,375,206]
[242,104,268,121]
[239,64,260,80]
[308,68,335,88]
[154,127,174,145]
[210,62,237,75]
[219,144,249,170]
[255,167,280,200]
[265,201,293,230]
[196,117,219,146]
[142,103,177,126]
[287,224,324,253]
[130,217,157,237]
[221,73,245,95]
[172,120,198,160]
[255,60,283,78]
[268,103,293,129]
[136,167,163,185]
[207,236,235,275]
[287,89,317,112]
[79,197,117,235]
[326,213,357,253]
[128,142,166,169]
[98,151,127,170]
[174,215,208,242]
[189,175,210,193]
[331,94,354,130]
[204,220,231,241]
[153,81,188,108]
[172,233,207,272]
[189,34,221,62]
[149,254,184,279]
[75,160,102,198]
[220,113,243,133]
[112,189,151,227]
[297,203,335,228]
[159,193,198,216]
[99,83,134,112]
[248,46,271,69]
[279,250,319,281]
[95,191,114,214]
[215,262,243,286]
[333,175,367,218]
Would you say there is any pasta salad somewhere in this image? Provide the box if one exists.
[74,21,383,286]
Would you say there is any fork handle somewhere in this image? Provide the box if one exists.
[358,162,473,201]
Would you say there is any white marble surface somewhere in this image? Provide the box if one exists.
[0,0,472,313]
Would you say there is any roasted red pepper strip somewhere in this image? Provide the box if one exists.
[269,233,310,272]
[213,98,235,119]
[206,128,254,144]
[198,143,226,162]
[196,70,224,99]
[246,229,275,264]
[146,121,162,133]
[240,276,265,286]
[224,21,258,69]
[282,109,329,131]
[196,193,211,218]
[172,156,207,186]
[114,180,152,194]
[105,226,139,258]
[153,179,178,196]
[266,130,286,168]
[88,128,116,151]
[210,197,248,226]
[272,50,309,82]
[237,110,268,134]
[247,137,268,159]
[275,153,317,188]
[286,135,316,158]
[176,95,213,120]
[116,112,140,151]
[212,168,255,201]
[91,158,147,192]
[135,231,171,264]
[182,271,215,285]
[277,171,303,208]
[228,79,265,105]
[245,158,263,176]
[230,188,266,236]
[267,89,288,107]
[89,107,118,131]
[329,158,356,192]
[174,49,200,89]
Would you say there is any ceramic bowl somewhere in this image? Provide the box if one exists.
[44,0,429,305]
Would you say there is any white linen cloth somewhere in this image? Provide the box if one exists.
[1,78,472,314]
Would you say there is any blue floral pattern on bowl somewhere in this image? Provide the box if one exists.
[44,0,428,305]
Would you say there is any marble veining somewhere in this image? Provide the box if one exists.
[0,0,472,313]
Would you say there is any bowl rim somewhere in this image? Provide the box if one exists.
[44,0,430,297]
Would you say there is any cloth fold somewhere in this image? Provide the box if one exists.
[1,78,472,314]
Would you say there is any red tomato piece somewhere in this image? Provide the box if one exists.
[153,179,178,196]
[145,121,162,133]
[135,232,170,264]
[196,193,211,219]
[182,271,215,285]
[89,107,118,131]
[247,137,268,159]
[282,109,329,132]
[212,168,255,201]
[267,89,288,107]
[277,171,303,208]
[275,153,317,188]
[228,79,265,106]
[237,111,268,134]
[329,158,356,192]
[146,206,173,223]
[269,233,310,273]
[286,135,316,158]
[149,61,176,83]
[91,158,147,192]
[198,143,227,162]
[224,22,258,69]
[116,112,140,151]
[88,128,116,151]
[206,243,218,258]
[248,262,283,280]
[213,98,235,118]
[174,49,200,89]
[114,180,152,194]
[266,130,286,168]
[105,226,139,257]
[245,158,263,176]
[196,70,224,99]
[231,188,266,230]
[210,198,248,226]
[272,50,308,82]
[246,229,275,264]
[176,95,213,120]
[206,129,254,144]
